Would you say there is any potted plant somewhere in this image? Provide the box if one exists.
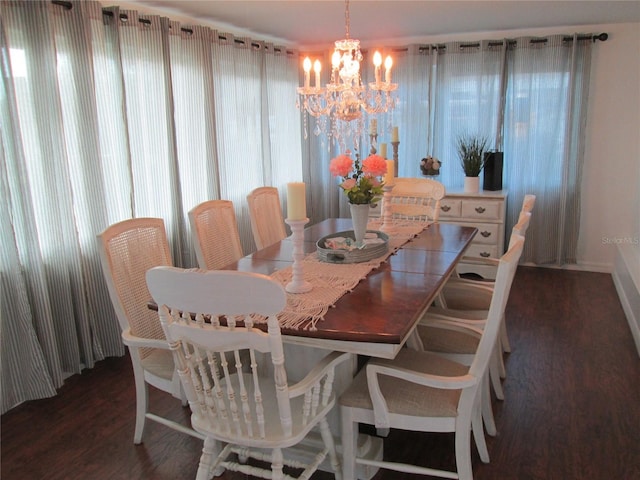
[456,134,489,193]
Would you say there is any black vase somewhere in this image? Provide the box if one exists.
[483,152,503,191]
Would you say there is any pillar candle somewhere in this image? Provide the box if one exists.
[379,143,387,159]
[286,182,307,220]
[391,126,399,142]
[384,160,395,185]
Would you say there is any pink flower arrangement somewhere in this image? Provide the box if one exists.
[420,156,441,176]
[329,153,388,205]
[329,154,353,177]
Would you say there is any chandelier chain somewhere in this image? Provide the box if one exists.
[344,0,350,39]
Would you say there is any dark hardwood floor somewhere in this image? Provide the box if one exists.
[3,267,640,479]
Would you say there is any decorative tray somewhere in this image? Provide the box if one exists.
[316,230,389,264]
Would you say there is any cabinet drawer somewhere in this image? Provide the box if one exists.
[464,243,499,259]
[457,222,499,245]
[439,199,462,218]
[461,200,502,220]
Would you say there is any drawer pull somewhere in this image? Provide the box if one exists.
[480,231,492,238]
[479,252,491,258]
[441,205,451,212]
[475,206,486,214]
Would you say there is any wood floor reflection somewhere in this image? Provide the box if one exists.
[2,267,639,480]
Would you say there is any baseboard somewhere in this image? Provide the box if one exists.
[519,261,613,273]
[611,243,640,357]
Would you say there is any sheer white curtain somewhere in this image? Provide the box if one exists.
[336,35,593,265]
[0,0,300,412]
[389,45,432,178]
[503,35,592,264]
[430,41,505,189]
[212,34,302,249]
[392,41,505,184]
[300,49,342,224]
[1,1,120,414]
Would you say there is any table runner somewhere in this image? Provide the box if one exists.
[270,219,430,331]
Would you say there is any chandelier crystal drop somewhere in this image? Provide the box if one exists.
[296,0,398,147]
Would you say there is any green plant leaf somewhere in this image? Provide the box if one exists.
[456,134,489,177]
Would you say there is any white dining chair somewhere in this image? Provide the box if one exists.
[188,199,244,270]
[246,186,287,250]
[388,177,446,222]
[146,266,349,480]
[443,209,532,371]
[521,193,536,213]
[435,212,530,391]
[97,217,201,444]
[339,236,524,480]
[415,234,526,438]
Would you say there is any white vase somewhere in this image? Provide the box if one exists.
[464,176,480,193]
[349,203,371,245]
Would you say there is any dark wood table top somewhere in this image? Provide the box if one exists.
[222,218,477,358]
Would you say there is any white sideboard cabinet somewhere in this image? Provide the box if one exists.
[439,190,508,279]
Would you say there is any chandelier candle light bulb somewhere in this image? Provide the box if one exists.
[286,182,307,221]
[373,51,382,84]
[384,56,393,84]
[303,58,312,89]
[331,51,341,74]
[313,60,321,88]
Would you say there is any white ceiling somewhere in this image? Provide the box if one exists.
[122,0,640,49]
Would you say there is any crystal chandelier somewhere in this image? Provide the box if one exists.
[296,0,398,148]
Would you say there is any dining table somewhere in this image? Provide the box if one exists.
[220,216,477,479]
[222,217,477,358]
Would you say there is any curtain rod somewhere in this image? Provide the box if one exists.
[106,11,294,54]
[52,2,606,53]
[51,2,294,54]
[416,33,608,53]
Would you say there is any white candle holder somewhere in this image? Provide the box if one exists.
[369,133,378,154]
[284,218,313,294]
[380,184,397,234]
[391,140,400,176]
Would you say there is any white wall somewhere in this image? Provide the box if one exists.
[579,22,639,272]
